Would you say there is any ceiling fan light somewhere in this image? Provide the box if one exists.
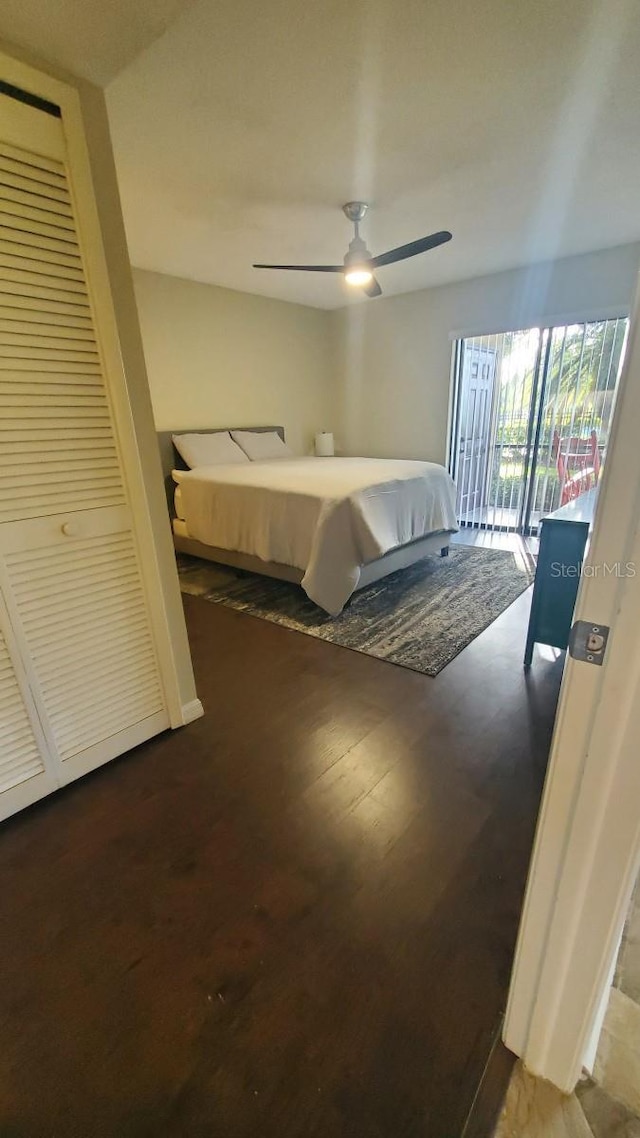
[344,267,373,287]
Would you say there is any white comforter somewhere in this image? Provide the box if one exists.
[176,457,457,615]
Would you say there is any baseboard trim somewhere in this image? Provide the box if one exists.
[461,1019,515,1138]
[180,698,204,725]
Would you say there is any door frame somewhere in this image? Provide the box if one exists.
[503,268,640,1092]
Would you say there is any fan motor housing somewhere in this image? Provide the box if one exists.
[344,234,372,269]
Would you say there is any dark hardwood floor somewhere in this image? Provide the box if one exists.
[0,562,562,1137]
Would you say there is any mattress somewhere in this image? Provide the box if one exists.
[174,456,457,614]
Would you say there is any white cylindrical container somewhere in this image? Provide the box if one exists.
[315,431,335,457]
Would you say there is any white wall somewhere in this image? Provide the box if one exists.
[133,269,332,456]
[330,243,640,464]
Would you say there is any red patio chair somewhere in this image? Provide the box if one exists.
[552,429,601,506]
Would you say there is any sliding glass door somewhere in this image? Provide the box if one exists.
[449,317,628,534]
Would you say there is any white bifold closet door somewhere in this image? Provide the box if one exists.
[0,91,168,821]
[0,614,57,813]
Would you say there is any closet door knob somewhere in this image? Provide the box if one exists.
[61,522,78,537]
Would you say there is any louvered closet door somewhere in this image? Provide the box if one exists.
[0,607,58,822]
[0,92,168,806]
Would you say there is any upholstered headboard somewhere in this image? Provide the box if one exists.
[156,426,285,515]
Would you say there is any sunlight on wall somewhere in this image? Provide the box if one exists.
[525,0,635,269]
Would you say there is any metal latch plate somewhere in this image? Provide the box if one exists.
[569,620,610,665]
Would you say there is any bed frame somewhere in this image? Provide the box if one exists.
[156,426,451,591]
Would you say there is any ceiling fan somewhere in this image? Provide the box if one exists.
[253,202,452,298]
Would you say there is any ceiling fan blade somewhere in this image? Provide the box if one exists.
[253,263,343,272]
[371,230,452,269]
[363,276,382,298]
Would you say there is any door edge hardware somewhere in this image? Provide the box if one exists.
[569,620,610,665]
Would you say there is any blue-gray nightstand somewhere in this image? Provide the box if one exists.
[524,487,598,667]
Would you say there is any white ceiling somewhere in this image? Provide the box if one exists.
[4,0,639,309]
[0,0,195,86]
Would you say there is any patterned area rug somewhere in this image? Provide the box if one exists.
[178,545,535,676]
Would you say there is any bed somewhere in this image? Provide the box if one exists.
[157,427,458,615]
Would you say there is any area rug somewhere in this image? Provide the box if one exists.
[177,545,535,677]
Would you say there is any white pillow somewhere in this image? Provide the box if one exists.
[172,431,249,469]
[230,430,292,461]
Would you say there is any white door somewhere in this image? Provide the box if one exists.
[456,343,496,519]
[0,605,59,819]
[503,273,640,1090]
[0,91,169,818]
